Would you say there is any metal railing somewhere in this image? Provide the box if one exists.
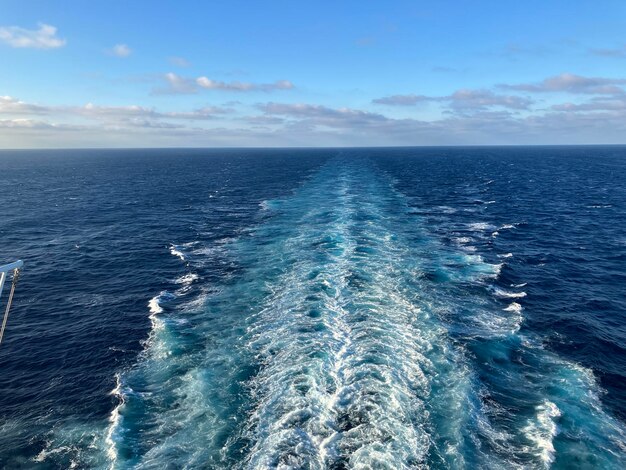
[0,260,23,345]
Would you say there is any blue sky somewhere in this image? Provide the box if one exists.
[1,0,626,147]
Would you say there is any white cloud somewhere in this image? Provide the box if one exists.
[108,44,132,58]
[259,102,386,124]
[168,56,191,67]
[3,92,626,148]
[0,118,54,129]
[0,23,66,49]
[373,94,433,106]
[448,89,532,111]
[196,77,294,92]
[164,106,233,119]
[0,96,50,114]
[154,72,198,94]
[373,89,532,112]
[112,44,132,57]
[154,73,295,94]
[0,96,233,128]
[78,102,232,122]
[500,73,626,95]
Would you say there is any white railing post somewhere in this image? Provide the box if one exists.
[0,260,24,345]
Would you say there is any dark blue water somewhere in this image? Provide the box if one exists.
[0,147,624,469]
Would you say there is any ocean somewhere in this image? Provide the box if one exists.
[0,147,625,469]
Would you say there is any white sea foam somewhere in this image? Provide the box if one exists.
[260,199,283,211]
[467,222,496,231]
[498,253,513,258]
[493,287,527,299]
[243,179,440,469]
[523,401,561,465]
[169,244,186,261]
[487,262,503,278]
[453,237,477,252]
[148,295,164,314]
[105,374,125,464]
[503,302,522,313]
[499,224,516,230]
[175,273,198,285]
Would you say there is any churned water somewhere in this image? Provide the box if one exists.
[0,147,625,469]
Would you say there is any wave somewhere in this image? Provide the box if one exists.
[467,222,496,232]
[148,291,176,315]
[492,287,527,299]
[503,302,523,313]
[104,374,125,464]
[55,156,626,469]
[522,401,561,466]
[148,295,163,314]
[169,244,186,261]
[174,272,198,286]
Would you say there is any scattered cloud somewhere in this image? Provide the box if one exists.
[551,95,626,112]
[154,72,198,94]
[0,96,50,114]
[258,103,388,128]
[502,43,550,58]
[154,73,295,94]
[373,89,532,112]
[243,115,285,126]
[196,77,294,92]
[448,89,532,111]
[432,66,460,73]
[163,106,234,119]
[168,56,191,67]
[78,103,163,121]
[107,44,132,58]
[589,46,626,58]
[3,105,626,147]
[0,118,57,129]
[0,96,234,133]
[0,23,66,49]
[78,103,232,122]
[3,77,626,148]
[499,73,626,95]
[372,94,433,106]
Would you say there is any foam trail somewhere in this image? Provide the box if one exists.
[504,302,523,313]
[237,162,490,469]
[105,375,125,465]
[169,244,186,261]
[148,295,163,314]
[522,401,561,466]
[175,273,198,285]
[492,287,527,298]
[86,156,626,469]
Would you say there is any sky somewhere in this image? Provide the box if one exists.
[1,0,626,148]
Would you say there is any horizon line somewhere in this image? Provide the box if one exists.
[2,143,626,152]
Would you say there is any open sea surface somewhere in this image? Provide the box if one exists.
[1,147,625,469]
